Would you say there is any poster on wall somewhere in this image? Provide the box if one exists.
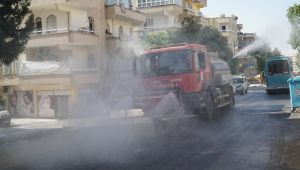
[38,95,55,117]
[16,91,34,117]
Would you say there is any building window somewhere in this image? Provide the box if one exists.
[88,16,95,33]
[88,55,97,69]
[46,15,57,32]
[35,17,42,34]
[145,18,153,27]
[221,25,226,31]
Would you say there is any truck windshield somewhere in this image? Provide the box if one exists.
[267,60,289,75]
[142,49,192,76]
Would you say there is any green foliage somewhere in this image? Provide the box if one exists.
[144,31,173,48]
[287,3,300,50]
[228,58,239,74]
[288,3,300,23]
[173,16,233,61]
[251,48,281,72]
[0,0,34,65]
[143,16,233,61]
[287,4,300,70]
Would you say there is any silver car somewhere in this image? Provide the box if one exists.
[233,76,248,94]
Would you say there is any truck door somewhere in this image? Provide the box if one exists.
[195,51,206,91]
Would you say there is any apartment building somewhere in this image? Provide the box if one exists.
[105,0,145,65]
[0,0,106,118]
[238,32,256,51]
[237,32,257,77]
[205,15,241,54]
[135,0,207,38]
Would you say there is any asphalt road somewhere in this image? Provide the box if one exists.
[0,88,297,170]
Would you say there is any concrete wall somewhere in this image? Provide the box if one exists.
[69,9,88,30]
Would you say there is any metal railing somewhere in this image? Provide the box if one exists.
[136,24,181,31]
[138,0,182,8]
[106,0,132,8]
[2,61,99,76]
[31,27,96,36]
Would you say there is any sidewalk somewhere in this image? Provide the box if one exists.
[0,109,146,144]
[278,113,300,170]
[0,118,68,144]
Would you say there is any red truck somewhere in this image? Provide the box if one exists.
[133,43,234,119]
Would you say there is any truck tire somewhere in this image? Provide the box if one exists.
[204,92,214,120]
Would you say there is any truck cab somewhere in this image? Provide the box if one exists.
[133,43,234,119]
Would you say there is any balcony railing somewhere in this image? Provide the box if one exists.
[19,61,71,76]
[28,27,99,47]
[106,0,133,9]
[136,24,181,32]
[138,0,182,8]
[31,27,96,36]
[2,61,99,77]
[106,33,133,41]
[3,61,19,76]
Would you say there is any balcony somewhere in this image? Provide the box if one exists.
[27,28,99,48]
[0,61,100,86]
[138,3,183,15]
[184,0,207,9]
[30,0,98,10]
[135,24,181,33]
[106,5,146,26]
[0,62,19,86]
[138,0,183,8]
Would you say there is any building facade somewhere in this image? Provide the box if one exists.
[0,0,107,118]
[206,15,241,54]
[237,32,257,77]
[105,0,145,63]
[134,0,207,38]
[238,32,256,51]
[238,57,258,78]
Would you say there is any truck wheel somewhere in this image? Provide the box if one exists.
[204,93,214,120]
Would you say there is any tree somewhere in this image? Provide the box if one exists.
[251,47,281,73]
[144,16,233,61]
[172,16,233,61]
[144,31,173,48]
[0,0,34,65]
[288,4,300,67]
[287,3,300,50]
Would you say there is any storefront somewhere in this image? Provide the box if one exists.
[9,88,71,118]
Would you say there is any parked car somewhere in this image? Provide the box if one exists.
[233,75,248,94]
[0,105,11,127]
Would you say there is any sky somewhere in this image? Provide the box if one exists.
[201,0,299,56]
